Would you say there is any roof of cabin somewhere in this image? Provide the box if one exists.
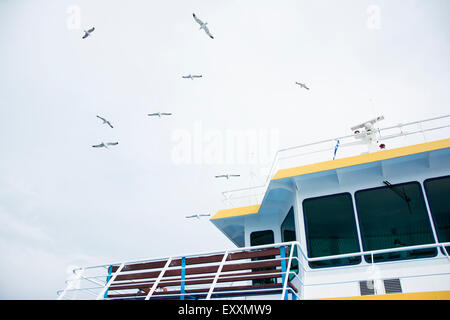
[210,138,450,246]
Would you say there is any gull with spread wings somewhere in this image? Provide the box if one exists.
[96,115,113,128]
[82,27,95,39]
[182,74,202,80]
[186,214,211,220]
[92,142,118,149]
[215,174,240,180]
[295,82,310,90]
[192,13,214,39]
[148,112,172,118]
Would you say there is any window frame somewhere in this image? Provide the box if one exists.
[423,175,450,255]
[302,192,362,269]
[354,180,438,263]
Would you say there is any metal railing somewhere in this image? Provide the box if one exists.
[222,115,450,207]
[57,240,450,300]
[57,242,303,301]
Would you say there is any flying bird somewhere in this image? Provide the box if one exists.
[192,13,214,39]
[92,142,118,149]
[148,112,172,118]
[186,214,211,219]
[295,82,309,90]
[215,174,240,179]
[82,27,95,39]
[96,115,113,128]
[182,74,202,80]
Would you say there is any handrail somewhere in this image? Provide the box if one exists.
[58,240,450,300]
[221,114,450,205]
[67,240,450,281]
[307,241,450,262]
[104,285,301,300]
[72,241,303,272]
[96,263,124,300]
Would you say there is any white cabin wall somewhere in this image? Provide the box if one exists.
[243,189,297,247]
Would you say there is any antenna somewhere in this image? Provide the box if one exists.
[351,116,385,152]
[350,116,384,132]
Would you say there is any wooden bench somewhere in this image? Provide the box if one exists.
[105,246,298,300]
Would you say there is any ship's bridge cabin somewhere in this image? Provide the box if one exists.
[58,116,450,300]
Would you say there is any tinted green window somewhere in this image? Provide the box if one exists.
[355,181,437,263]
[303,193,361,268]
[280,207,298,278]
[250,230,275,284]
[281,207,296,242]
[424,176,450,254]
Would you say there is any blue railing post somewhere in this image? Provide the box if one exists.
[104,265,113,299]
[180,257,186,300]
[280,246,288,300]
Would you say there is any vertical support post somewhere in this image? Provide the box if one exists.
[145,257,172,300]
[370,252,377,295]
[441,243,450,263]
[206,250,228,300]
[180,257,186,300]
[96,263,125,300]
[280,245,288,300]
[103,266,113,299]
[281,243,295,300]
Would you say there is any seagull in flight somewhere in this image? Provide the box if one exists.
[182,74,202,80]
[82,27,95,39]
[186,214,211,219]
[96,115,113,128]
[148,112,172,118]
[193,13,214,39]
[295,82,310,90]
[92,142,118,149]
[215,174,240,179]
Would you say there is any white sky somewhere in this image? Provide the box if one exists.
[0,0,449,299]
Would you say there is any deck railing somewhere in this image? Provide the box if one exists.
[57,242,302,301]
[57,240,450,300]
[222,114,450,208]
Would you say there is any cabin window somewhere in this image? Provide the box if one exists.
[355,181,437,263]
[303,193,361,268]
[280,207,299,278]
[250,230,276,285]
[250,230,274,247]
[424,176,450,255]
[281,207,296,242]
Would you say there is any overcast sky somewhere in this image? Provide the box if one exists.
[0,0,449,299]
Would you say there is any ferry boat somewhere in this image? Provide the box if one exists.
[57,115,450,300]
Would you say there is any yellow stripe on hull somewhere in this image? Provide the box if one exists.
[318,290,450,300]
